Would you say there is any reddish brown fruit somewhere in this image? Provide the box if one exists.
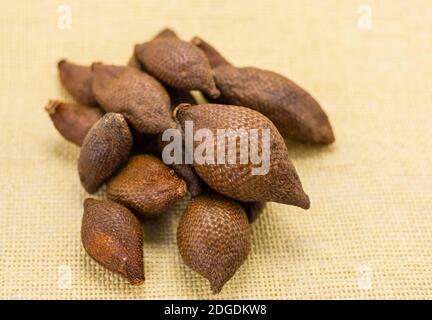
[78,113,132,193]
[192,37,335,144]
[82,198,144,285]
[155,31,199,108]
[91,64,174,134]
[191,37,231,69]
[58,60,98,106]
[175,103,310,208]
[45,100,104,146]
[177,194,251,293]
[106,155,187,218]
[214,66,335,144]
[134,38,220,98]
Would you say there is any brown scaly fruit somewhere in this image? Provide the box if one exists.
[128,28,198,107]
[134,37,220,98]
[78,113,132,193]
[151,29,198,108]
[192,37,335,144]
[58,60,98,106]
[91,63,175,134]
[45,100,104,146]
[82,198,144,285]
[106,155,187,218]
[175,103,310,208]
[177,194,251,293]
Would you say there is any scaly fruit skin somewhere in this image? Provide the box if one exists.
[58,60,98,106]
[127,28,178,70]
[134,38,220,98]
[177,194,251,293]
[213,65,335,144]
[106,155,187,218]
[157,121,203,197]
[78,113,132,193]
[45,100,104,146]
[129,28,197,108]
[191,37,232,69]
[82,198,144,285]
[92,64,174,134]
[175,104,310,209]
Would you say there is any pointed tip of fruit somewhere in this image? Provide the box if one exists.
[127,272,145,286]
[297,192,311,210]
[90,62,103,72]
[134,43,144,56]
[210,280,224,294]
[191,36,202,46]
[130,278,145,286]
[288,183,311,210]
[45,100,61,115]
[177,181,188,198]
[57,59,67,69]
[124,260,145,286]
[318,125,335,144]
[154,28,178,40]
[206,87,220,99]
[275,178,311,209]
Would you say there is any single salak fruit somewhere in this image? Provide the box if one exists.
[78,113,132,193]
[134,37,220,98]
[45,100,104,145]
[58,60,98,106]
[82,198,144,285]
[177,194,251,293]
[192,37,335,144]
[175,103,310,209]
[91,63,174,134]
[128,28,197,108]
[106,155,187,218]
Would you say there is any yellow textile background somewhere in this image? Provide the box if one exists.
[0,0,431,299]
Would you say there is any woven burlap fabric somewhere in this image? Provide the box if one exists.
[0,0,431,299]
